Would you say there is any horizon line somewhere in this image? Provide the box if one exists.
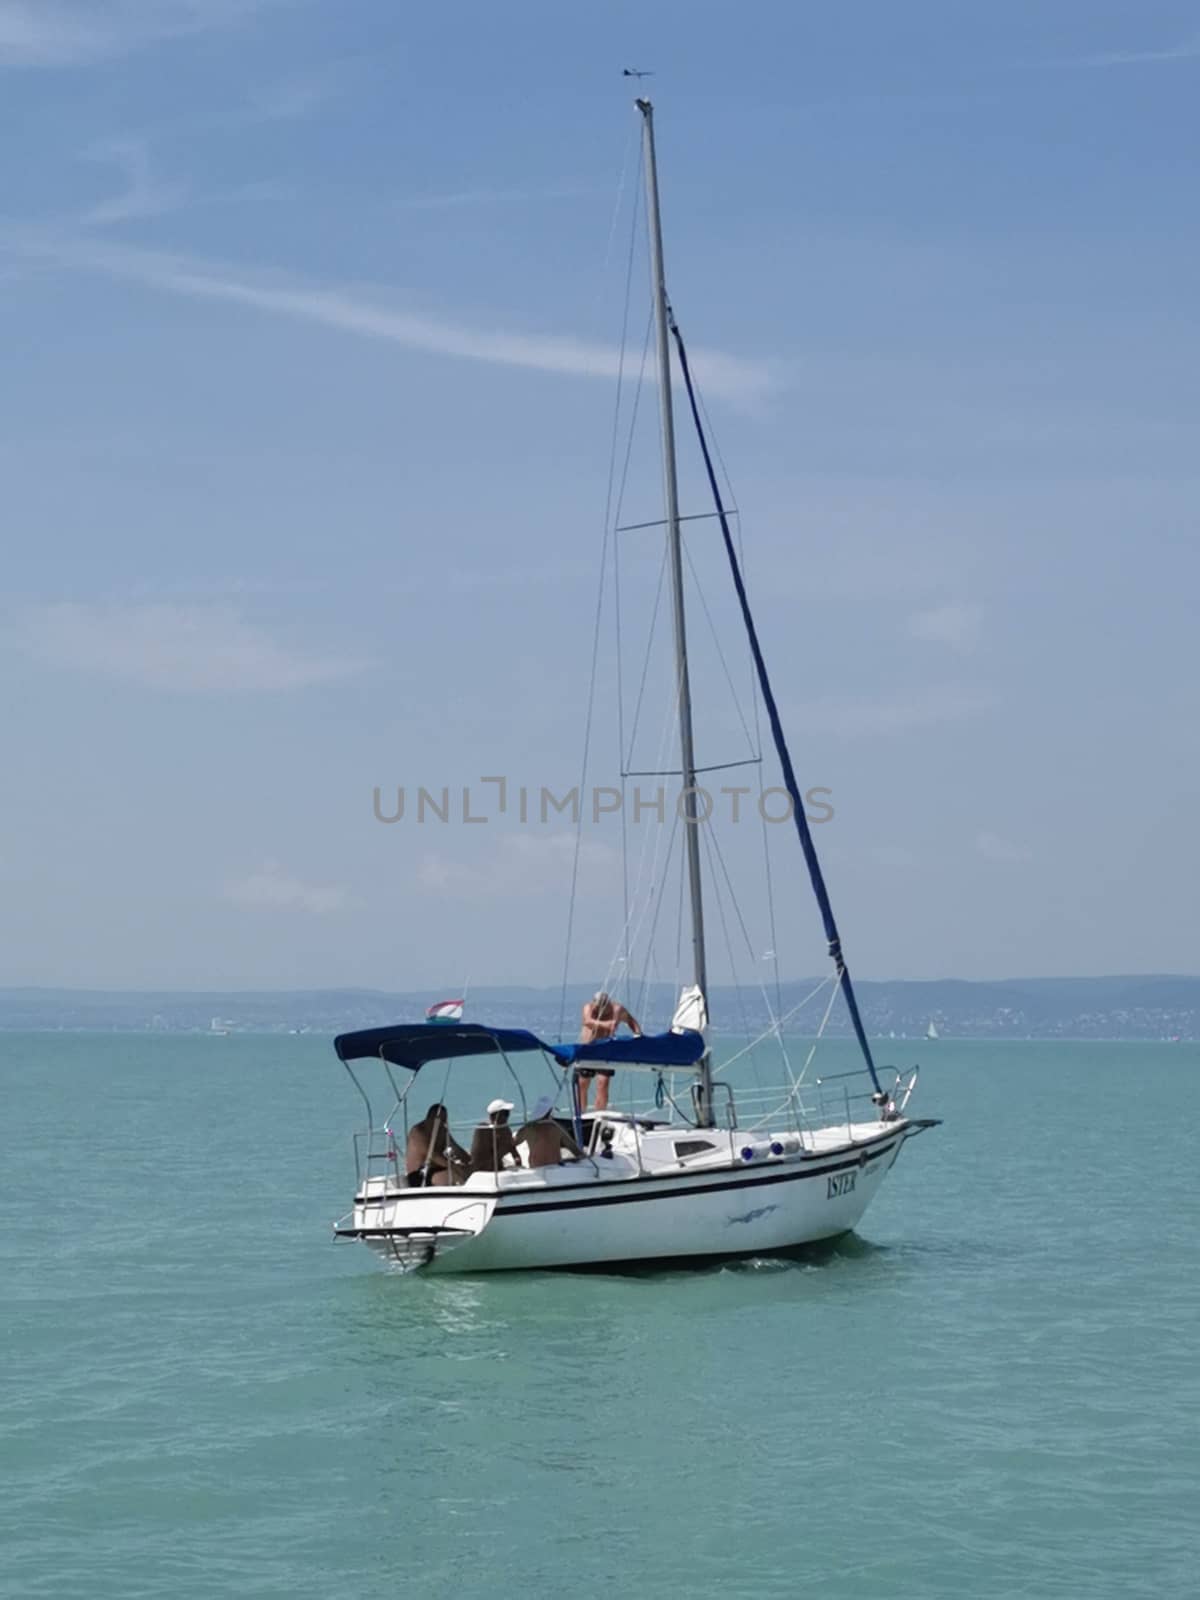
[2,973,1198,996]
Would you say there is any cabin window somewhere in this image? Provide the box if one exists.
[674,1139,716,1158]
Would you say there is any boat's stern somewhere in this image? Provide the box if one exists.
[334,1184,497,1272]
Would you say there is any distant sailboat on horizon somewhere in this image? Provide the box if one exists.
[926,1020,940,1041]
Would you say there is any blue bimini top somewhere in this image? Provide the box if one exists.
[332,1021,705,1074]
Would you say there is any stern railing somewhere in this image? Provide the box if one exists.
[352,1126,403,1197]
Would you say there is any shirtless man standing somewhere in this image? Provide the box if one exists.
[577,991,641,1112]
[516,1095,584,1168]
[405,1103,470,1186]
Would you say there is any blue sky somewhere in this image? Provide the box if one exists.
[1,0,1197,994]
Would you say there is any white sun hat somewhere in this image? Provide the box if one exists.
[486,1098,514,1115]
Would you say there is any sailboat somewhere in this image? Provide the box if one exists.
[332,99,938,1272]
[927,1021,940,1041]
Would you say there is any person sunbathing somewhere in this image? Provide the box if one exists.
[406,1102,470,1186]
[468,1098,521,1174]
[516,1095,584,1167]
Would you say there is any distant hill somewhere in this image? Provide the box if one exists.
[2,976,1198,1040]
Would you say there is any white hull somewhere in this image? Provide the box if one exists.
[339,1121,927,1273]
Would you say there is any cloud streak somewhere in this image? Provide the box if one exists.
[907,603,983,651]
[224,861,352,915]
[976,831,1032,864]
[397,182,595,212]
[0,0,281,68]
[1,227,777,404]
[7,601,363,692]
[419,834,620,900]
[82,138,186,226]
[1074,34,1200,68]
[787,685,996,738]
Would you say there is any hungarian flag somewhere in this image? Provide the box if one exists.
[426,999,464,1023]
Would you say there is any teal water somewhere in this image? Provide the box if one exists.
[3,1035,1197,1599]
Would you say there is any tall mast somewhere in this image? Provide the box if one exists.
[637,97,713,1126]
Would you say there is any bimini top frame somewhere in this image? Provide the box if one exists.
[332,1021,706,1132]
[333,1022,704,1074]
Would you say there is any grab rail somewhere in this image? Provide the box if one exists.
[353,1126,403,1194]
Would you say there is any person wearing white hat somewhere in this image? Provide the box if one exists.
[516,1093,584,1169]
[468,1097,519,1174]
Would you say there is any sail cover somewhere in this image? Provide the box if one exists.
[551,1030,705,1070]
[334,1021,705,1074]
[671,985,707,1034]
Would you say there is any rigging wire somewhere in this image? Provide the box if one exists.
[716,972,835,1079]
[602,315,696,1016]
[600,410,690,1012]
[673,808,686,1008]
[663,370,790,1077]
[698,819,762,1100]
[611,164,646,992]
[557,136,643,1041]
[744,977,842,1131]
[670,312,882,1092]
[700,808,795,1082]
[680,535,760,761]
[630,801,681,1024]
[688,365,785,1030]
[621,535,668,769]
[592,117,640,311]
[598,624,683,1017]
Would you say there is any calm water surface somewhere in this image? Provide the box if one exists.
[2,1035,1197,1598]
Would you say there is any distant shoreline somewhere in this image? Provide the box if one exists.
[3,976,1198,1042]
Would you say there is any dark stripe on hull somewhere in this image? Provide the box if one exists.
[342,1137,905,1237]
[498,1140,898,1216]
[353,1121,914,1210]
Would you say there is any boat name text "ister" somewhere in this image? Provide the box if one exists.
[827,1172,857,1198]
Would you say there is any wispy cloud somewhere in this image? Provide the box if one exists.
[0,0,281,69]
[787,686,995,738]
[906,603,983,651]
[868,844,919,869]
[0,2,90,64]
[242,72,337,125]
[1074,34,1200,68]
[419,834,620,900]
[1,228,776,403]
[7,601,364,692]
[224,861,352,915]
[397,183,594,212]
[976,831,1032,864]
[82,138,185,226]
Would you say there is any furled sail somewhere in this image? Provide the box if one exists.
[669,314,882,1095]
[671,985,708,1035]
